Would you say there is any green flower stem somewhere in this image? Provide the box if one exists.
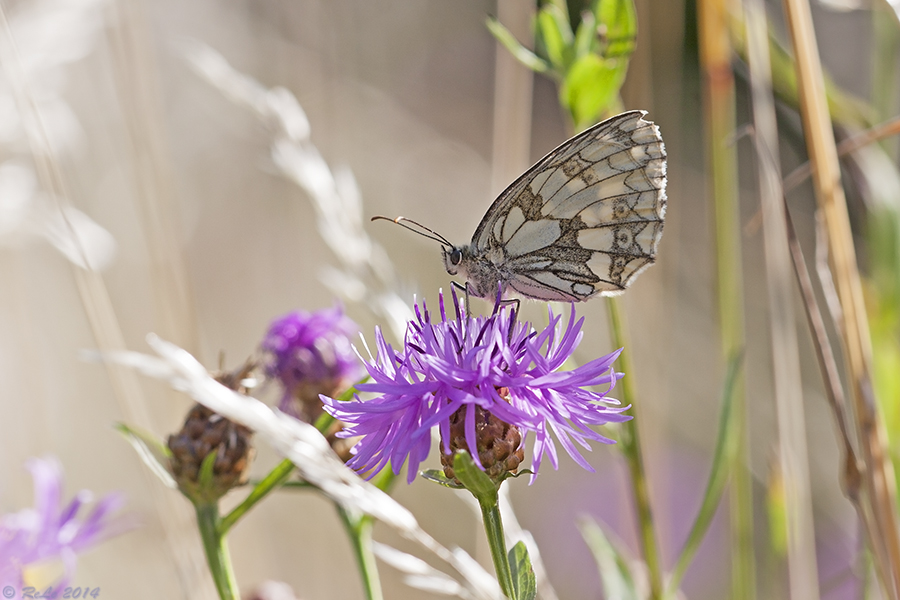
[479,495,516,599]
[606,297,663,600]
[195,502,240,600]
[219,396,355,534]
[337,508,383,600]
[220,457,294,533]
[334,458,392,600]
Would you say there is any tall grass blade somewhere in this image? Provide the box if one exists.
[666,351,743,596]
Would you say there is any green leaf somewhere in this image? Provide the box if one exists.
[115,422,177,489]
[666,351,744,596]
[561,53,628,131]
[594,0,637,58]
[198,447,218,489]
[508,541,537,600]
[537,4,574,70]
[503,469,535,482]
[573,9,598,59]
[486,17,551,74]
[452,450,498,503]
[420,469,465,489]
[544,0,571,22]
[577,516,640,600]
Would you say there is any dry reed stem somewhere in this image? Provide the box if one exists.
[105,0,200,353]
[744,116,900,236]
[783,115,900,192]
[0,3,213,595]
[782,199,885,591]
[697,0,756,596]
[743,1,819,597]
[780,0,900,596]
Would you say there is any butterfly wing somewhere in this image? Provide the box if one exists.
[471,110,666,301]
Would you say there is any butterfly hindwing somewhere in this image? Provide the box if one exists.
[470,110,666,301]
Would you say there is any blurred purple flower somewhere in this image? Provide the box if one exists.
[0,457,129,587]
[322,291,630,483]
[262,306,363,422]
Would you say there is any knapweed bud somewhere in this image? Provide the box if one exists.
[168,403,254,503]
[323,420,359,463]
[262,306,362,423]
[440,389,525,485]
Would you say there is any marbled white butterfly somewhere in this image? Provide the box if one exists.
[376,110,666,302]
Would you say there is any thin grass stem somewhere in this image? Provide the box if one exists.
[745,1,819,595]
[105,0,200,352]
[0,2,211,594]
[696,0,755,596]
[606,297,663,599]
[666,351,743,596]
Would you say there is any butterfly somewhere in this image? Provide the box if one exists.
[375,110,666,302]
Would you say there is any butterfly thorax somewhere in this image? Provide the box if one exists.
[442,244,508,298]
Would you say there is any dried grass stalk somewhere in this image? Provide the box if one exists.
[780,0,900,595]
[105,0,199,352]
[744,0,818,597]
[0,3,213,595]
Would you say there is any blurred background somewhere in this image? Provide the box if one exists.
[0,0,893,598]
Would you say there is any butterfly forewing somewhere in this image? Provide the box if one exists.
[467,110,666,301]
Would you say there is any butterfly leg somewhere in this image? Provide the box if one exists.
[499,297,520,343]
[450,280,473,317]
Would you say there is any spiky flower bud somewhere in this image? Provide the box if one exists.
[262,306,362,423]
[440,389,524,485]
[168,403,254,503]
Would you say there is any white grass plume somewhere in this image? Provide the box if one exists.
[183,41,413,339]
[95,336,507,599]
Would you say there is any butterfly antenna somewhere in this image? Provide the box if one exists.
[371,215,453,247]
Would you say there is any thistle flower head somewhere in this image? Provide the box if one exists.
[262,306,362,422]
[322,291,629,484]
[0,457,129,587]
[167,402,255,503]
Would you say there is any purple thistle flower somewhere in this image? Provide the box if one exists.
[322,291,630,484]
[0,457,130,587]
[262,306,363,422]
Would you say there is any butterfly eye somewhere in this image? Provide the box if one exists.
[450,249,462,266]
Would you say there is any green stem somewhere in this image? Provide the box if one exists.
[665,351,743,596]
[479,496,516,599]
[195,502,240,600]
[607,297,663,600]
[697,0,755,595]
[219,405,348,533]
[337,508,384,600]
[220,458,294,533]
